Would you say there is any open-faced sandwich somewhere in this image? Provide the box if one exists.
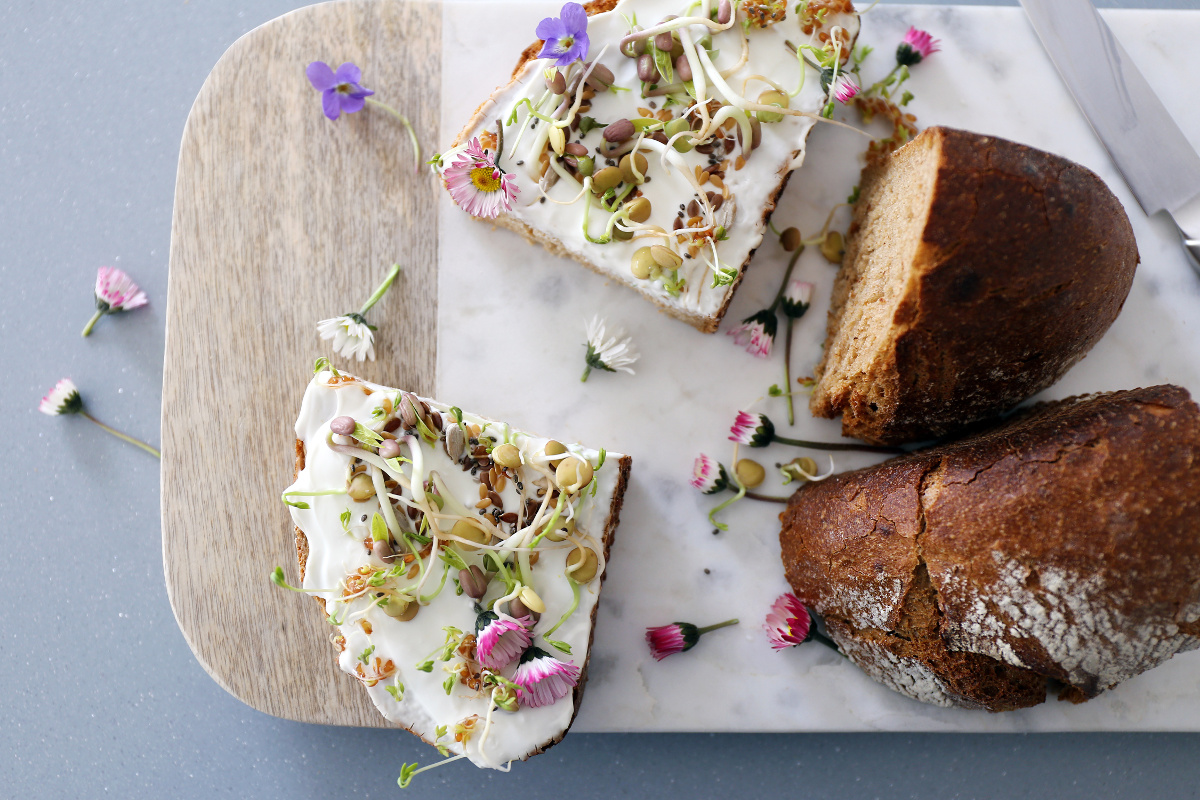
[282,362,631,771]
[436,0,860,331]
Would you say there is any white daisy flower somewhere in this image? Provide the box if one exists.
[316,264,403,363]
[317,313,376,362]
[39,378,83,416]
[581,316,639,382]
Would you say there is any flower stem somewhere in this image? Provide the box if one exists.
[580,365,592,382]
[707,482,746,531]
[358,263,403,316]
[81,412,160,458]
[810,629,841,653]
[745,491,789,504]
[768,247,804,312]
[364,97,421,172]
[773,435,903,454]
[81,310,105,337]
[696,618,739,636]
[784,316,796,425]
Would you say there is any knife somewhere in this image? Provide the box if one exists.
[1020,0,1200,276]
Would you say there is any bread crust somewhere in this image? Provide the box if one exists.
[811,126,1140,444]
[291,435,633,758]
[448,0,832,333]
[782,385,1200,710]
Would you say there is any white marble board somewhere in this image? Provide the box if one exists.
[437,3,1200,731]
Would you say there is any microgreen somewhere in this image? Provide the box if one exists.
[385,680,405,702]
[340,508,352,532]
[358,645,375,664]
[270,566,302,592]
[371,512,389,542]
[442,674,456,695]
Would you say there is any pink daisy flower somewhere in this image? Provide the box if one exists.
[444,137,519,219]
[764,593,812,650]
[897,27,940,65]
[39,378,83,416]
[512,647,580,708]
[82,267,148,337]
[475,611,533,671]
[690,454,729,494]
[645,619,739,661]
[728,410,775,447]
[832,75,859,104]
[781,280,814,318]
[726,309,777,358]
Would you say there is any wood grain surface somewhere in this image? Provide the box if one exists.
[162,0,440,726]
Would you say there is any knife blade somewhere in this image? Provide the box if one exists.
[1020,0,1200,274]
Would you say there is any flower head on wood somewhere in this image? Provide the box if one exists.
[536,2,590,67]
[780,280,814,318]
[581,315,639,382]
[444,137,520,219]
[39,378,83,416]
[82,267,148,337]
[645,619,739,661]
[729,410,775,447]
[764,593,812,650]
[475,611,533,671]
[306,61,375,120]
[316,264,402,363]
[512,647,580,708]
[727,309,777,358]
[37,378,159,457]
[896,27,940,66]
[690,454,730,494]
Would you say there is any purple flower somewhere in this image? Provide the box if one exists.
[536,3,590,67]
[512,647,580,708]
[780,280,814,318]
[729,411,775,447]
[475,611,533,671]
[306,61,375,120]
[896,27,940,66]
[690,454,729,495]
[727,309,778,358]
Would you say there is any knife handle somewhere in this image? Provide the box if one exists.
[1182,231,1200,278]
[1172,195,1200,278]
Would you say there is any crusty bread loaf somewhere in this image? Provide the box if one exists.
[810,126,1139,445]
[781,385,1200,711]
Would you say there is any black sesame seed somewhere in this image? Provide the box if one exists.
[361,515,368,522]
[712,528,720,535]
[516,160,524,166]
[704,568,711,574]
[540,197,546,203]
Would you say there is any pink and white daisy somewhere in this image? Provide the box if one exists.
[39,378,83,416]
[729,410,775,447]
[780,280,815,318]
[689,454,729,495]
[82,267,148,336]
[645,619,739,661]
[832,75,859,104]
[475,612,533,671]
[726,309,777,358]
[897,27,940,66]
[512,647,580,708]
[764,593,812,650]
[444,137,519,219]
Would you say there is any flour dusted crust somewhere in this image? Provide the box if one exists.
[811,126,1139,445]
[443,0,859,331]
[286,372,631,765]
[781,385,1200,710]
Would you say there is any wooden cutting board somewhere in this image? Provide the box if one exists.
[162,0,440,726]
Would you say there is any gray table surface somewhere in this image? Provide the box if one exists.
[3,0,1198,797]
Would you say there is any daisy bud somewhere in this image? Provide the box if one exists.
[728,410,775,447]
[780,280,814,318]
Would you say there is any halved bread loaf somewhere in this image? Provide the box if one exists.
[781,385,1200,711]
[811,126,1139,445]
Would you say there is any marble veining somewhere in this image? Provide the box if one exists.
[439,2,1200,732]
